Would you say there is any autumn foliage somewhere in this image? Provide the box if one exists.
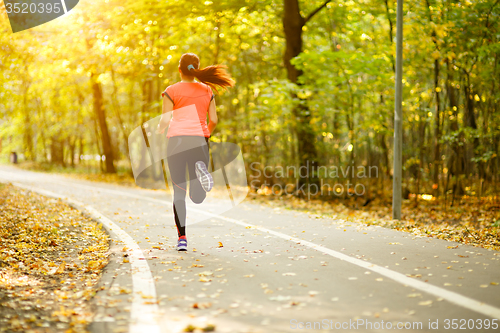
[0,184,109,332]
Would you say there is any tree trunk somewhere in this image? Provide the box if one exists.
[433,59,441,197]
[91,72,116,173]
[463,71,478,177]
[283,0,328,188]
[384,0,396,72]
[50,137,65,166]
[78,136,84,164]
[111,68,129,160]
[283,0,305,83]
[379,132,390,179]
[69,137,76,168]
[23,83,34,161]
[445,59,465,197]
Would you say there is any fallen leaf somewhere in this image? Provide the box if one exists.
[54,262,65,275]
[192,302,212,309]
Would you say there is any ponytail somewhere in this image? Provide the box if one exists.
[179,53,235,93]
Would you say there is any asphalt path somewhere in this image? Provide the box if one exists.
[0,165,499,333]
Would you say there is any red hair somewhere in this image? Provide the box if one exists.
[179,53,235,94]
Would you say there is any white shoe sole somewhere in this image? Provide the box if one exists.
[195,161,213,192]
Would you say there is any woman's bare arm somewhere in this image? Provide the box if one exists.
[158,96,173,134]
[207,98,218,135]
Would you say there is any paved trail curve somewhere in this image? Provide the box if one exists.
[1,166,499,333]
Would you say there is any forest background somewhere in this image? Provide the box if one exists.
[1,0,499,205]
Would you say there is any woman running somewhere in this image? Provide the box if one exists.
[158,53,234,251]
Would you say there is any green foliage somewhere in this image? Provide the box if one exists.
[0,0,499,195]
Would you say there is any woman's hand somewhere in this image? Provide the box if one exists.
[157,113,172,134]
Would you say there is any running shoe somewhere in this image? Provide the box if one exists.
[177,236,187,251]
[195,161,214,192]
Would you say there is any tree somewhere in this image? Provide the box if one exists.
[283,0,332,187]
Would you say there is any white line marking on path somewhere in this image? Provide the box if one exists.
[2,171,500,320]
[11,182,160,333]
[60,0,68,13]
[52,179,500,320]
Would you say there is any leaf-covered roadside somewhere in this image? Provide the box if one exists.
[0,183,110,332]
[249,193,500,251]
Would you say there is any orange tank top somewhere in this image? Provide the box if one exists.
[161,82,214,138]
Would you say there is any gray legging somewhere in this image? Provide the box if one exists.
[167,135,210,237]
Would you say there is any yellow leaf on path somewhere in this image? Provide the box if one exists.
[55,262,65,274]
[418,300,433,306]
[491,282,499,286]
[199,277,212,282]
[218,242,223,248]
[87,261,100,270]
